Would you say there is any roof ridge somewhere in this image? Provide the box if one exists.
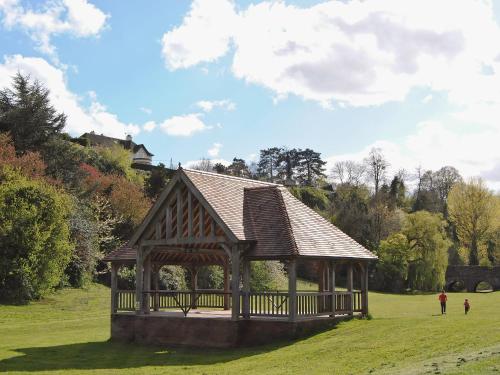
[244,185,279,191]
[183,168,280,186]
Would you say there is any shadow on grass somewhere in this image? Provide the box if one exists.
[0,339,286,372]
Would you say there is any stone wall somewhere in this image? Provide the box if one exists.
[445,266,500,292]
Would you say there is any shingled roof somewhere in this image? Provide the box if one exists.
[183,169,375,260]
[107,169,376,262]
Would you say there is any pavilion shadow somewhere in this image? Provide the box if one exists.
[0,337,304,372]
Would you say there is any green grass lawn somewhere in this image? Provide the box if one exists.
[1,285,499,374]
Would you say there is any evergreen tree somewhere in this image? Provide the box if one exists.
[0,73,66,153]
[257,147,282,182]
[144,163,170,200]
[295,148,326,185]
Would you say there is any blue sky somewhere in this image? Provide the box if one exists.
[0,0,499,189]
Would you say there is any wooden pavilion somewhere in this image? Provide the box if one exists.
[104,167,377,347]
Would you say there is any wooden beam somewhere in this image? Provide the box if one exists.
[176,188,182,239]
[210,218,216,237]
[242,258,251,319]
[142,236,227,247]
[143,254,151,314]
[110,263,119,314]
[288,259,297,322]
[129,173,180,246]
[347,262,353,316]
[231,245,240,321]
[223,258,230,310]
[330,259,336,318]
[361,262,369,316]
[165,205,172,239]
[187,191,193,237]
[135,246,144,314]
[199,205,205,238]
[155,222,161,240]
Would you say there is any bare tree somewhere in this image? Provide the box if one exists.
[331,160,366,186]
[331,161,347,184]
[190,158,213,172]
[364,148,389,194]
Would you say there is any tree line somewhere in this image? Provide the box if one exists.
[0,74,287,302]
[193,142,500,293]
[1,73,498,302]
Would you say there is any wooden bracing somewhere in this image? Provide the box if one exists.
[141,182,229,251]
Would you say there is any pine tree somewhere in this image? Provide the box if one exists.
[257,147,282,182]
[295,148,326,185]
[0,73,66,153]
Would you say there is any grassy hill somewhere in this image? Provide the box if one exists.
[0,284,499,374]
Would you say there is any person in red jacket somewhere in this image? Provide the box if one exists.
[464,299,470,314]
[439,290,447,314]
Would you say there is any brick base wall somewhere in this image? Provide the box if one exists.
[111,314,343,348]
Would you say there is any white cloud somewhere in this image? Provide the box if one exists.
[0,54,140,138]
[0,0,108,60]
[422,94,433,104]
[196,99,236,112]
[207,142,222,157]
[140,107,152,115]
[143,121,156,132]
[161,0,500,109]
[325,120,500,190]
[161,0,237,70]
[159,113,212,136]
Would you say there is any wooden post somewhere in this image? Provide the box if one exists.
[361,262,369,316]
[347,262,353,316]
[143,254,151,314]
[135,246,143,314]
[153,264,160,312]
[329,260,336,317]
[190,266,198,310]
[231,245,240,321]
[223,259,230,310]
[110,263,119,314]
[318,260,325,313]
[288,259,297,322]
[242,258,251,319]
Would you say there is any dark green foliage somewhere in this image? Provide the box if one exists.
[257,147,282,182]
[250,261,287,292]
[226,158,251,177]
[0,169,73,302]
[295,148,326,185]
[144,163,170,200]
[290,185,330,211]
[0,73,65,153]
[213,162,227,174]
[159,266,187,290]
[65,199,99,287]
[41,137,87,186]
[195,266,224,289]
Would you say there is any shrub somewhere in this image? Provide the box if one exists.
[0,168,74,302]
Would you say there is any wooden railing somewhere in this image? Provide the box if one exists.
[116,290,135,311]
[115,290,365,317]
[247,291,289,317]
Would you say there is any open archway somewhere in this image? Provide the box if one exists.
[447,280,466,292]
[475,281,493,293]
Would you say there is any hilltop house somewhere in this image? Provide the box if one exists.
[80,132,154,169]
